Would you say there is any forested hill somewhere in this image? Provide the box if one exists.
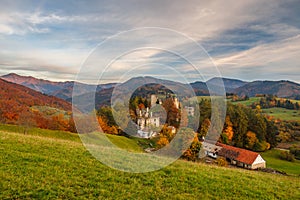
[0,78,74,130]
[234,80,300,98]
[1,73,116,100]
[3,73,300,102]
[0,78,72,111]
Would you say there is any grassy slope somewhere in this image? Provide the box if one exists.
[230,97,261,106]
[261,149,300,176]
[1,127,300,199]
[0,124,143,152]
[229,97,300,121]
[262,107,300,121]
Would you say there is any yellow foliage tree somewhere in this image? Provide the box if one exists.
[223,116,234,141]
[157,136,169,148]
[98,116,118,135]
[245,131,258,149]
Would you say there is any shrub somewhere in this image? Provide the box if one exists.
[216,157,228,167]
[279,151,295,162]
[289,146,300,160]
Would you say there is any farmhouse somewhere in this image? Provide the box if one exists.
[203,141,266,169]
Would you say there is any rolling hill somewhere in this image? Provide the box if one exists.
[1,73,116,100]
[2,73,300,108]
[206,77,248,93]
[1,127,299,199]
[234,80,300,98]
[0,78,73,129]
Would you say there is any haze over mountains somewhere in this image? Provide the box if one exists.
[1,73,116,100]
[1,73,300,105]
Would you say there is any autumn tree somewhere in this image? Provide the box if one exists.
[98,116,118,135]
[157,136,169,148]
[228,104,248,148]
[97,106,116,127]
[49,113,69,131]
[198,118,211,139]
[182,136,202,161]
[156,125,175,148]
[245,131,258,149]
[222,116,234,142]
[162,98,179,128]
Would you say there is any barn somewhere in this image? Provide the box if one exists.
[203,141,266,169]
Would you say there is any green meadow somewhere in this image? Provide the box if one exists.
[229,97,300,121]
[230,97,261,106]
[261,149,300,176]
[1,125,300,199]
[262,107,300,121]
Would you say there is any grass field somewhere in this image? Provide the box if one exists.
[262,107,300,121]
[1,125,300,199]
[0,124,143,152]
[230,97,261,106]
[261,149,300,176]
[227,97,300,121]
[230,97,300,107]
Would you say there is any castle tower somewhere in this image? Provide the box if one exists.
[174,97,179,109]
[150,95,157,108]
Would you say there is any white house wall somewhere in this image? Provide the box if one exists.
[252,155,266,166]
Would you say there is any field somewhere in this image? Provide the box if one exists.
[262,107,300,121]
[1,125,300,199]
[230,97,300,107]
[228,97,300,121]
[261,149,300,176]
[230,97,261,106]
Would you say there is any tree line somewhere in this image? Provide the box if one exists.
[251,95,300,110]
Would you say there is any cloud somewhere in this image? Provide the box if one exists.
[214,34,300,82]
[0,0,299,83]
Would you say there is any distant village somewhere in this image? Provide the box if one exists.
[134,93,267,170]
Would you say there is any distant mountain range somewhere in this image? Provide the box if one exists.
[206,77,248,93]
[1,73,300,110]
[1,73,116,100]
[233,80,300,99]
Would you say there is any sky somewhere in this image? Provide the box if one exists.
[0,0,299,83]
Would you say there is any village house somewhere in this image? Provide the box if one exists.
[203,141,266,169]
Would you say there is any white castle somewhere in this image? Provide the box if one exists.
[136,94,190,138]
[136,107,160,138]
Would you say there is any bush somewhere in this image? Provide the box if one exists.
[279,151,295,162]
[289,146,300,160]
[216,157,228,167]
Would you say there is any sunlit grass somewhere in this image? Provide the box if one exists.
[262,107,300,121]
[261,149,300,176]
[1,128,300,199]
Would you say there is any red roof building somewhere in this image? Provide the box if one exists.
[203,141,266,169]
